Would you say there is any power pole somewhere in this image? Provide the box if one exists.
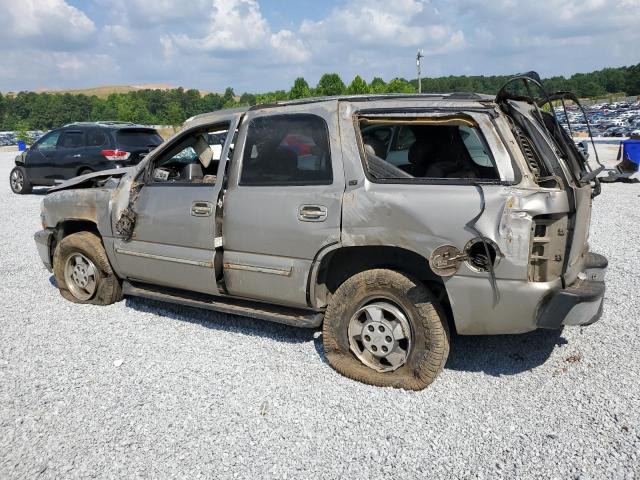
[416,50,424,93]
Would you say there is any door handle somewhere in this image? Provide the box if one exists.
[298,205,327,222]
[72,154,81,158]
[191,201,213,217]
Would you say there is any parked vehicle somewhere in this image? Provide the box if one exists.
[35,74,607,390]
[10,122,162,194]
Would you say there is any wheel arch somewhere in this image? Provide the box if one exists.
[310,245,454,329]
[51,219,101,263]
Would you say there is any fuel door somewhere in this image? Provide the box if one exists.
[429,245,468,277]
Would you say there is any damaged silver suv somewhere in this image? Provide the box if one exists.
[35,73,607,390]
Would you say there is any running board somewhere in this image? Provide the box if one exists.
[123,281,323,328]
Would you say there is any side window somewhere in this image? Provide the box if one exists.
[59,131,85,148]
[87,130,108,147]
[459,125,493,168]
[151,125,229,184]
[36,131,61,150]
[240,114,332,186]
[359,118,500,181]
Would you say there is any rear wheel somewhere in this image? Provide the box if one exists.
[77,168,93,177]
[53,232,122,305]
[9,166,32,194]
[322,269,450,390]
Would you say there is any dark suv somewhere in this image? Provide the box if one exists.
[9,121,163,194]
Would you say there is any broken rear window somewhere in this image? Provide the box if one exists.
[359,117,500,182]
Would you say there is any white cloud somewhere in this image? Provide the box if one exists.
[105,0,211,25]
[0,50,118,90]
[104,25,134,45]
[162,0,310,64]
[0,0,95,49]
[1,0,639,93]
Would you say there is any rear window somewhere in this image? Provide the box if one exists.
[359,117,500,182]
[116,129,163,148]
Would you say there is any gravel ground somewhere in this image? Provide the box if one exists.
[1,150,639,479]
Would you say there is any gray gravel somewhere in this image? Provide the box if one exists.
[1,150,639,479]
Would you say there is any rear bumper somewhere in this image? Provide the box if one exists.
[34,228,55,272]
[537,253,607,328]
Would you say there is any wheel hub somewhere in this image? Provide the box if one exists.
[348,301,412,373]
[11,170,23,191]
[360,318,397,356]
[64,253,98,301]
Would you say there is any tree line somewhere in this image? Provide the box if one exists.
[1,63,638,131]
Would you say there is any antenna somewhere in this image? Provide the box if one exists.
[416,50,424,93]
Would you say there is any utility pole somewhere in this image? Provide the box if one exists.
[416,50,424,93]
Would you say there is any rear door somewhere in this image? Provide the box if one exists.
[57,129,86,179]
[222,104,344,308]
[85,128,113,172]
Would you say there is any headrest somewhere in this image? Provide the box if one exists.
[363,137,386,158]
[194,135,214,168]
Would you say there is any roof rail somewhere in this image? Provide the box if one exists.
[63,120,138,127]
[248,92,492,110]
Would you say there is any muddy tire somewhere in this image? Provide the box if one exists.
[53,232,122,305]
[9,166,32,194]
[322,269,449,390]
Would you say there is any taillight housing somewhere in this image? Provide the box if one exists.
[101,149,130,161]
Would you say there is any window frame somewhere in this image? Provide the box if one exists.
[86,129,110,148]
[34,130,61,151]
[238,113,333,187]
[143,122,232,188]
[58,130,85,149]
[354,113,517,186]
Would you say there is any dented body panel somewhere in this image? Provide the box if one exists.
[35,93,606,335]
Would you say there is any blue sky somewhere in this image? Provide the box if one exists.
[0,0,637,93]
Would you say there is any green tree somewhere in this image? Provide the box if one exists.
[348,75,370,95]
[165,101,184,128]
[222,87,236,108]
[289,77,312,99]
[316,73,346,96]
[239,93,257,105]
[15,120,30,142]
[387,78,416,93]
[369,77,387,93]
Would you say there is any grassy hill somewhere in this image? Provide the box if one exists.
[31,84,210,99]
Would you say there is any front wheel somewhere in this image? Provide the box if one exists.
[322,269,450,390]
[53,232,122,305]
[9,166,32,194]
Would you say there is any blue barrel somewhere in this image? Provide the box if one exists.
[17,140,26,151]
[620,139,640,171]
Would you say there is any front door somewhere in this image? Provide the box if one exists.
[222,105,345,308]
[112,120,236,295]
[27,130,62,183]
